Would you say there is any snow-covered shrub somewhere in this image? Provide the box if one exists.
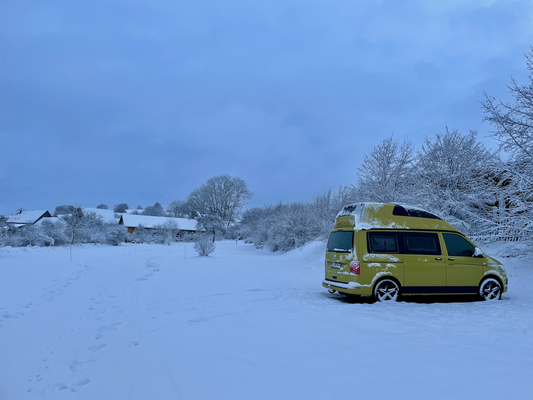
[194,235,216,256]
[40,219,68,246]
[239,201,327,252]
[131,224,152,244]
[179,231,198,242]
[152,225,168,244]
[7,224,52,247]
[311,187,358,240]
[105,224,128,245]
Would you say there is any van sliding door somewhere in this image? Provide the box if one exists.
[400,232,447,294]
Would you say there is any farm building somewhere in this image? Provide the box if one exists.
[118,214,199,235]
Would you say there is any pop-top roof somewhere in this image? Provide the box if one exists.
[335,203,458,232]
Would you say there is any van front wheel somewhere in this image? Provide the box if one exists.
[374,279,400,302]
[479,278,502,301]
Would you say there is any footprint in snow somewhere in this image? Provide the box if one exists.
[88,343,107,352]
[70,378,91,392]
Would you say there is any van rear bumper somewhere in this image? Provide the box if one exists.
[323,279,372,295]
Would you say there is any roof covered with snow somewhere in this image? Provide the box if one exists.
[84,208,120,224]
[335,203,459,232]
[6,210,52,224]
[119,214,198,231]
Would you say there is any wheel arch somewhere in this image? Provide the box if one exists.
[479,274,503,290]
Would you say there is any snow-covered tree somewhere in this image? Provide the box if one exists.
[197,213,225,242]
[113,203,129,213]
[482,46,533,240]
[163,218,179,245]
[166,199,192,218]
[482,46,533,161]
[356,135,414,203]
[96,204,108,209]
[311,187,358,239]
[413,128,495,223]
[62,207,86,245]
[53,204,76,217]
[187,174,252,227]
[142,202,165,216]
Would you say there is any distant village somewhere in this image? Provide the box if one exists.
[3,207,201,236]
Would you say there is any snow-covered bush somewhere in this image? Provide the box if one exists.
[131,224,152,244]
[40,219,68,246]
[238,187,356,252]
[194,235,216,256]
[105,224,128,245]
[3,224,52,247]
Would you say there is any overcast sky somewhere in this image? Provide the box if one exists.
[1,0,533,215]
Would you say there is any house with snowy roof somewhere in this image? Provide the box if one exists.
[118,214,200,235]
[6,210,52,228]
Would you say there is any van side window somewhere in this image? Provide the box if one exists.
[442,234,475,257]
[368,233,398,253]
[402,233,441,255]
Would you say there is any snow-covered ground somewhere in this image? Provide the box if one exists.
[0,240,532,400]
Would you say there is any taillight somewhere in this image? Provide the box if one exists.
[350,261,360,275]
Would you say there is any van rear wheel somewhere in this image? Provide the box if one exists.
[374,279,400,302]
[479,278,502,301]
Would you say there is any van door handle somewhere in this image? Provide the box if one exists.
[448,258,455,261]
[435,257,442,260]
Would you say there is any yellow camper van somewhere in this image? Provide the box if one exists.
[323,203,508,302]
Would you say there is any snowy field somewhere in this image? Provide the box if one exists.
[0,240,532,400]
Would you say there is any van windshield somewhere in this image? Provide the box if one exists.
[327,231,354,253]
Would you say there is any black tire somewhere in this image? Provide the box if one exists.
[479,278,502,301]
[373,279,400,302]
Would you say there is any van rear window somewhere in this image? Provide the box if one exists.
[327,231,354,253]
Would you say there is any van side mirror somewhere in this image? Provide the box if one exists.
[473,247,484,258]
